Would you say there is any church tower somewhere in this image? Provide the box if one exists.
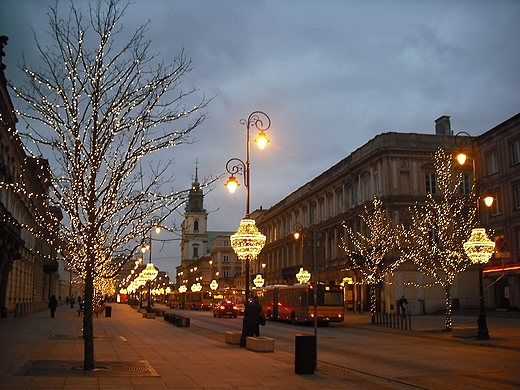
[180,163,208,263]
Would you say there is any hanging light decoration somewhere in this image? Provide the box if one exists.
[141,262,158,282]
[253,274,265,288]
[463,228,495,264]
[210,279,219,290]
[296,267,311,284]
[230,219,266,260]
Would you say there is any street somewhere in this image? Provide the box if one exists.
[182,308,520,389]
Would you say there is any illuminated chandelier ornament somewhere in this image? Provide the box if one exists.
[230,219,266,260]
[253,274,265,288]
[191,283,202,292]
[464,228,495,264]
[178,285,187,293]
[141,262,158,281]
[296,267,311,284]
[210,280,219,290]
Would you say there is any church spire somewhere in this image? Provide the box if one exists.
[186,159,205,212]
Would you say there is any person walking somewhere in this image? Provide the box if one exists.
[70,295,75,308]
[48,295,58,318]
[398,295,408,316]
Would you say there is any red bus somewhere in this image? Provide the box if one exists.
[256,283,344,325]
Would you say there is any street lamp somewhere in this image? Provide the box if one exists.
[140,226,161,313]
[293,222,319,370]
[456,132,495,340]
[225,111,270,301]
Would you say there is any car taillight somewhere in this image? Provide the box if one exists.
[220,305,225,310]
[233,306,238,310]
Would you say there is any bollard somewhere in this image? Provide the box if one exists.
[176,317,190,327]
[295,334,316,375]
[105,306,112,317]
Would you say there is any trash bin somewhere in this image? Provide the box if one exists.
[105,306,112,317]
[295,334,316,374]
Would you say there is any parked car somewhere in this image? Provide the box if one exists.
[213,300,239,318]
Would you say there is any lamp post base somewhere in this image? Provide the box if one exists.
[476,313,490,340]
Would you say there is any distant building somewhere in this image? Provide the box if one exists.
[175,166,236,292]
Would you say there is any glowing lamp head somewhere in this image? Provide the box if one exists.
[254,131,270,149]
[225,175,240,194]
[155,226,162,234]
[293,231,301,240]
[456,153,468,166]
[484,196,494,208]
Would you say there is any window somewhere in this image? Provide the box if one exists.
[328,198,333,219]
[363,180,370,202]
[193,220,199,232]
[235,268,241,276]
[490,193,501,216]
[425,173,437,195]
[192,245,199,259]
[486,152,499,175]
[319,201,325,222]
[223,269,229,278]
[459,174,471,196]
[336,191,343,214]
[514,184,520,209]
[512,140,520,165]
[223,254,229,262]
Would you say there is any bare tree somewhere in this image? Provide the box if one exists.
[399,148,477,331]
[342,196,401,320]
[7,0,210,370]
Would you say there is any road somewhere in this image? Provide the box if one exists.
[177,308,520,389]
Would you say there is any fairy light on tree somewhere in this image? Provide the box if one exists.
[3,0,209,371]
[341,195,401,322]
[399,148,477,331]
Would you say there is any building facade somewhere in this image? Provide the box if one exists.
[0,37,62,317]
[253,115,520,314]
[477,113,520,310]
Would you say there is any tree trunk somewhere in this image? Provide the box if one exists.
[83,266,95,370]
[444,283,452,332]
[370,285,377,324]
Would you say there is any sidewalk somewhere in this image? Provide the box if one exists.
[0,303,351,390]
[342,310,520,351]
[1,304,519,389]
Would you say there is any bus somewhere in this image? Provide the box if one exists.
[256,283,344,325]
[210,288,246,314]
[168,291,215,310]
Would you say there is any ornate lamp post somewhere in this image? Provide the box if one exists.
[456,132,495,340]
[293,222,320,370]
[140,226,161,313]
[225,111,270,301]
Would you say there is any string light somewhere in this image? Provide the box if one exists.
[0,0,210,344]
[341,195,401,317]
[399,148,478,331]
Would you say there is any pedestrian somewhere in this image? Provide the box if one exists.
[398,295,408,316]
[65,296,69,305]
[48,295,58,318]
[243,295,263,338]
[70,295,75,308]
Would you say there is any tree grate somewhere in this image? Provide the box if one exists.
[15,360,159,377]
